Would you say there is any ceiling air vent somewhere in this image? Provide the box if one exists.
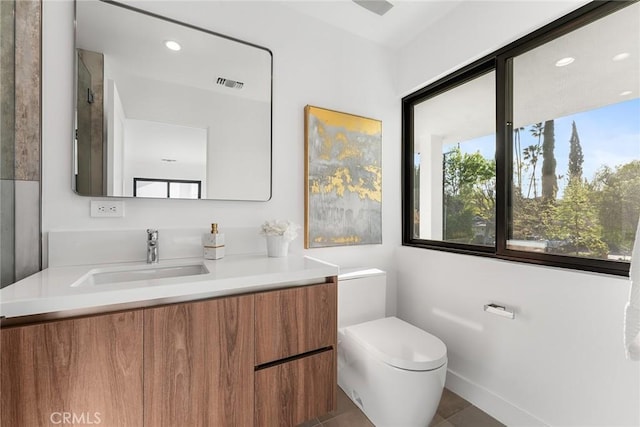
[216,77,244,89]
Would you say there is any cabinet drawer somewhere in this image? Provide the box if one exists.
[255,281,337,365]
[255,349,336,427]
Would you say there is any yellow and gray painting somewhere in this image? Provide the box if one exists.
[305,106,382,248]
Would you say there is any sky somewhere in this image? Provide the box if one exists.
[444,97,640,196]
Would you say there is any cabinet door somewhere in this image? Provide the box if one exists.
[255,281,337,365]
[255,349,336,427]
[144,295,254,427]
[1,311,143,427]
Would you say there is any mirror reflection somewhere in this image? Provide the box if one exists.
[74,0,272,200]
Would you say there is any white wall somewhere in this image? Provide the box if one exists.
[122,119,207,197]
[396,1,639,426]
[396,248,639,426]
[105,79,125,196]
[42,1,400,313]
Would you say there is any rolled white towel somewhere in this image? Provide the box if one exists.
[624,217,640,361]
[625,305,640,360]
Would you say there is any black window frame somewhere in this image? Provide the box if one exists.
[133,178,202,199]
[402,1,637,277]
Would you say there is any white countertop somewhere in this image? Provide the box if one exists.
[0,254,339,322]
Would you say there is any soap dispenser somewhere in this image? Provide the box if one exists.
[203,223,225,260]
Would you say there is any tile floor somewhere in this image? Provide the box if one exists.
[298,387,505,427]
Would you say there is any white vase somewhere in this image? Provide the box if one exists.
[266,235,289,257]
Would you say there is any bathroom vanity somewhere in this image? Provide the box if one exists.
[0,255,338,426]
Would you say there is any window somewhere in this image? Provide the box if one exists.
[403,1,640,276]
[133,178,201,199]
[411,68,496,249]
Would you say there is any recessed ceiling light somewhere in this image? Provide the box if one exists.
[613,52,630,61]
[164,40,181,51]
[620,90,632,97]
[555,57,575,67]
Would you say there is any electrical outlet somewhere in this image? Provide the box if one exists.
[90,200,125,218]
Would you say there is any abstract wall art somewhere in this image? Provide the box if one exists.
[304,105,382,248]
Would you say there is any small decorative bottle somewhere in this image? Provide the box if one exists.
[203,223,225,260]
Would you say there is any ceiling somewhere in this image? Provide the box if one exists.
[282,0,463,49]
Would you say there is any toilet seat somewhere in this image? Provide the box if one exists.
[343,316,447,371]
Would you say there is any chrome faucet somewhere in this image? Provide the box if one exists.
[146,229,159,264]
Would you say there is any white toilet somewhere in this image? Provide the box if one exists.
[337,268,447,427]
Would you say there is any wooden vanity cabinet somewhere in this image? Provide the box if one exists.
[254,281,338,426]
[1,278,337,427]
[143,294,254,427]
[1,310,144,427]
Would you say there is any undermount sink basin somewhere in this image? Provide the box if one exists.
[72,263,209,287]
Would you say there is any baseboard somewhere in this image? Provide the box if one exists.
[445,369,548,427]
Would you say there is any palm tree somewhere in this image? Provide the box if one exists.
[523,144,542,198]
[514,126,525,193]
[526,123,544,198]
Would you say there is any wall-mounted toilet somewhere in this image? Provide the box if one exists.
[337,268,447,427]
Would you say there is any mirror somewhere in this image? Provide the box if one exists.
[74,0,272,200]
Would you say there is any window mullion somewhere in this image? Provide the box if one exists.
[495,54,512,256]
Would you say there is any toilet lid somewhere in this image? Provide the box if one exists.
[344,316,447,371]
